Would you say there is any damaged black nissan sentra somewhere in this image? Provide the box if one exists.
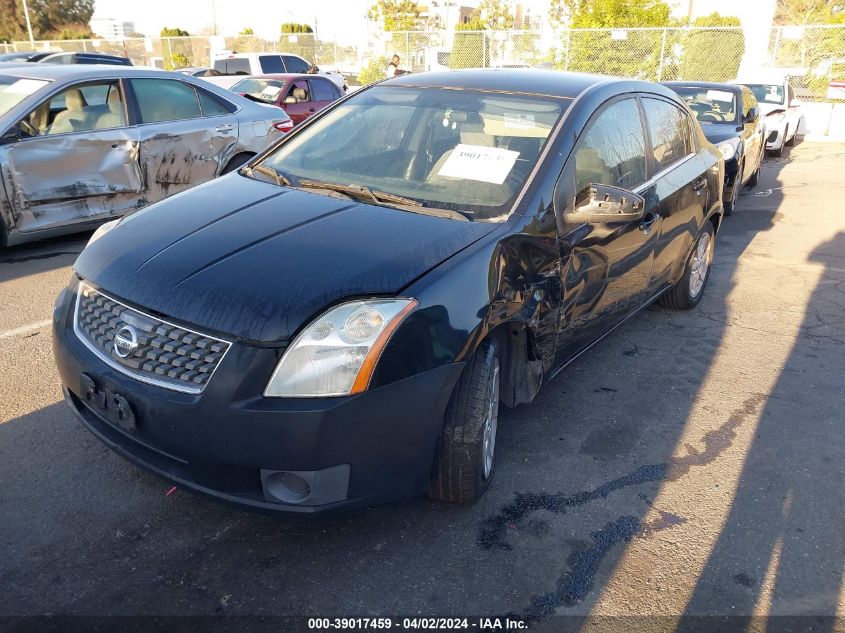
[53,70,724,513]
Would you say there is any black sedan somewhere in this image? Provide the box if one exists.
[53,70,724,514]
[663,81,765,215]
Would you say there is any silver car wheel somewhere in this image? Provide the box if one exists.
[481,359,500,480]
[689,232,712,299]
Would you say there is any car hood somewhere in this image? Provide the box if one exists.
[74,175,497,343]
[698,122,742,145]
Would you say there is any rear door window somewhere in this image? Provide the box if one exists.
[213,58,251,75]
[282,55,310,73]
[574,98,647,193]
[642,98,692,173]
[259,55,285,73]
[130,79,202,123]
[197,87,235,116]
[311,78,336,102]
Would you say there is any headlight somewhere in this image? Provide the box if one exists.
[718,141,738,161]
[264,298,418,397]
[87,219,120,246]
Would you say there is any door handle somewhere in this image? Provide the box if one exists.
[215,124,234,133]
[308,108,316,112]
[693,178,706,193]
[639,211,659,232]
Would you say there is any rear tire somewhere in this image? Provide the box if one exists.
[428,339,500,504]
[221,152,255,175]
[658,223,715,310]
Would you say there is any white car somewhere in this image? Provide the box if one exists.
[736,77,804,156]
[209,52,347,92]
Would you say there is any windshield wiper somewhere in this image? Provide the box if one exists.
[295,179,472,221]
[297,179,419,206]
[245,164,296,187]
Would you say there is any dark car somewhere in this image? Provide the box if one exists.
[39,52,132,66]
[0,51,52,63]
[663,81,764,215]
[53,70,724,514]
[230,74,342,125]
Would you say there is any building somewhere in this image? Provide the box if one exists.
[89,17,137,40]
[418,1,477,30]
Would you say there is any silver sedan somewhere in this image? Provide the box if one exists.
[0,65,292,246]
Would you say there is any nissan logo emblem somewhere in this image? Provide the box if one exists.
[113,325,139,358]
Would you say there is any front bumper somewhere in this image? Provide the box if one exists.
[52,284,464,514]
[766,121,787,150]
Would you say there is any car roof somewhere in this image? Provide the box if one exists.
[0,65,175,81]
[384,69,629,99]
[662,81,743,93]
[246,73,331,82]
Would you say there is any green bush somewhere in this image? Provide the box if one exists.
[360,56,389,85]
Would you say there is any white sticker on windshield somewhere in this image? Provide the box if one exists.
[706,89,733,103]
[261,85,282,99]
[504,112,535,129]
[6,79,46,95]
[437,144,519,185]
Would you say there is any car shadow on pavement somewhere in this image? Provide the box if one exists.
[678,230,845,630]
[468,168,785,626]
[0,233,88,284]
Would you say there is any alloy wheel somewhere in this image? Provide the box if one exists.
[481,359,500,480]
[689,232,712,299]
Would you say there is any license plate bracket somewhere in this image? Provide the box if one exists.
[81,373,137,432]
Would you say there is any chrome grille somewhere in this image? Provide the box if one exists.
[74,283,231,393]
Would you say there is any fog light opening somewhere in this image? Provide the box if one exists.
[265,471,312,504]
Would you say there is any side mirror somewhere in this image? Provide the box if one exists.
[790,98,802,107]
[284,95,297,104]
[0,126,20,144]
[744,107,759,124]
[563,184,646,224]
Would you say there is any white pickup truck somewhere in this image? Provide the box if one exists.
[207,52,347,93]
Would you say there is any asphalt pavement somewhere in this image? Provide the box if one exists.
[1,142,843,630]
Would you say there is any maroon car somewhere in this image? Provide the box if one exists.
[230,74,342,125]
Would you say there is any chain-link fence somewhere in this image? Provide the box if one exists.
[3,24,844,98]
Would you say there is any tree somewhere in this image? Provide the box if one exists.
[551,0,670,28]
[28,0,94,38]
[280,23,313,33]
[368,0,421,31]
[774,0,842,25]
[53,25,92,39]
[678,13,744,82]
[160,26,190,37]
[451,20,488,69]
[475,0,514,29]
[0,0,27,42]
[360,55,389,84]
[239,27,254,36]
[553,0,671,79]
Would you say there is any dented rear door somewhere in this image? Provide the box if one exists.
[0,126,143,234]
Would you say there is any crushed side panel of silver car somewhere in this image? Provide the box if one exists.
[0,66,290,247]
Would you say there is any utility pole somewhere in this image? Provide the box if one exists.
[21,0,35,47]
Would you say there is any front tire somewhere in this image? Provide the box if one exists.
[658,223,715,310]
[428,339,500,504]
[723,162,741,216]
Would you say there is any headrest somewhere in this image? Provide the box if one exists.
[65,89,87,111]
[107,87,121,112]
[292,87,307,101]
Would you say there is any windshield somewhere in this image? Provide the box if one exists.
[232,78,285,103]
[0,76,49,117]
[256,85,566,221]
[672,86,737,123]
[746,83,785,105]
